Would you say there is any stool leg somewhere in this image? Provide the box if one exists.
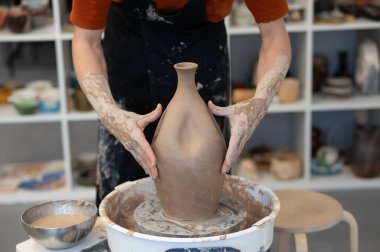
[342,210,358,252]
[294,233,308,252]
[276,233,290,252]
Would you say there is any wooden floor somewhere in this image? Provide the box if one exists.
[1,189,380,252]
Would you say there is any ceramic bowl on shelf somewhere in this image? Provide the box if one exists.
[277,77,300,103]
[312,159,343,175]
[74,152,97,187]
[14,99,39,115]
[9,89,39,115]
[8,88,37,102]
[7,6,31,33]
[232,88,255,104]
[0,7,8,28]
[24,0,51,28]
[21,200,97,249]
[271,150,303,180]
[0,86,11,104]
[26,80,53,97]
[39,100,60,113]
[39,87,60,113]
[312,146,343,175]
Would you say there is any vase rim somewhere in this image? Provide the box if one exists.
[174,62,198,70]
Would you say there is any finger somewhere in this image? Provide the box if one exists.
[136,140,158,180]
[129,148,151,176]
[132,130,158,179]
[139,140,158,179]
[222,133,240,174]
[137,104,163,129]
[131,130,157,178]
[208,101,233,116]
[134,147,152,177]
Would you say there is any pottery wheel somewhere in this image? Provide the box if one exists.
[134,195,247,238]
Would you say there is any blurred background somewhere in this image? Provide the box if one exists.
[0,0,379,251]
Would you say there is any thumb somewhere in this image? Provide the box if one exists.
[208,100,233,116]
[137,104,162,129]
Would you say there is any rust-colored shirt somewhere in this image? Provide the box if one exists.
[70,0,288,30]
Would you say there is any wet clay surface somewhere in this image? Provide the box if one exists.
[222,176,271,229]
[133,196,246,237]
[105,191,147,233]
[103,177,271,236]
[152,63,227,221]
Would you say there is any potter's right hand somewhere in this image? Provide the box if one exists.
[79,73,162,179]
[100,104,163,179]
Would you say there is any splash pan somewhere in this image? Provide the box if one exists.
[99,175,280,252]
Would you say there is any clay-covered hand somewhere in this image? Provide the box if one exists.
[100,105,162,179]
[208,56,289,174]
[208,98,266,174]
[81,73,162,179]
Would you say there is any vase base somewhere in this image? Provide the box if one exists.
[134,195,247,238]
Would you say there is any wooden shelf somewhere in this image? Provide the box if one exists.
[268,100,307,113]
[254,168,380,191]
[0,24,56,43]
[60,32,73,41]
[67,111,97,121]
[0,105,61,124]
[312,94,380,111]
[228,22,308,35]
[310,168,380,191]
[0,186,95,204]
[313,19,380,32]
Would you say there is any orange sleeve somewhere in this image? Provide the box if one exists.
[70,0,111,30]
[244,0,288,23]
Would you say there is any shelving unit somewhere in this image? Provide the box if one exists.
[1,0,380,204]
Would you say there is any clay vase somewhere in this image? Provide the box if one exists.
[152,62,227,222]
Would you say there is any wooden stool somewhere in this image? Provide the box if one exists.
[274,190,358,252]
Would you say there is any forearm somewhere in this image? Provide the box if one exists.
[255,20,291,106]
[71,28,161,178]
[72,28,118,117]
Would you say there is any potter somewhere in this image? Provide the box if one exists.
[71,0,291,209]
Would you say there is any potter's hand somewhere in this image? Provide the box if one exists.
[80,73,162,179]
[100,104,162,179]
[208,98,266,174]
[208,56,289,174]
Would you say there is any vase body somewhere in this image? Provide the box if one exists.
[152,62,227,222]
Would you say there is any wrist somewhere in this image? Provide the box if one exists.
[96,103,120,120]
[254,89,268,100]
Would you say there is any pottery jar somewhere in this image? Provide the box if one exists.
[7,6,31,33]
[349,127,380,178]
[277,77,300,103]
[270,151,302,180]
[152,62,227,222]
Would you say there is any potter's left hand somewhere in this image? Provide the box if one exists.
[208,98,267,174]
[208,56,289,174]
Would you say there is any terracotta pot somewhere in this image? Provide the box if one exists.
[152,62,227,222]
[270,151,302,180]
[349,127,380,178]
[232,88,255,104]
[277,77,300,103]
[7,6,31,33]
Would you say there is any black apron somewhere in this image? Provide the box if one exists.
[97,0,231,206]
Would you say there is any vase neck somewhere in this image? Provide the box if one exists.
[174,62,198,95]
